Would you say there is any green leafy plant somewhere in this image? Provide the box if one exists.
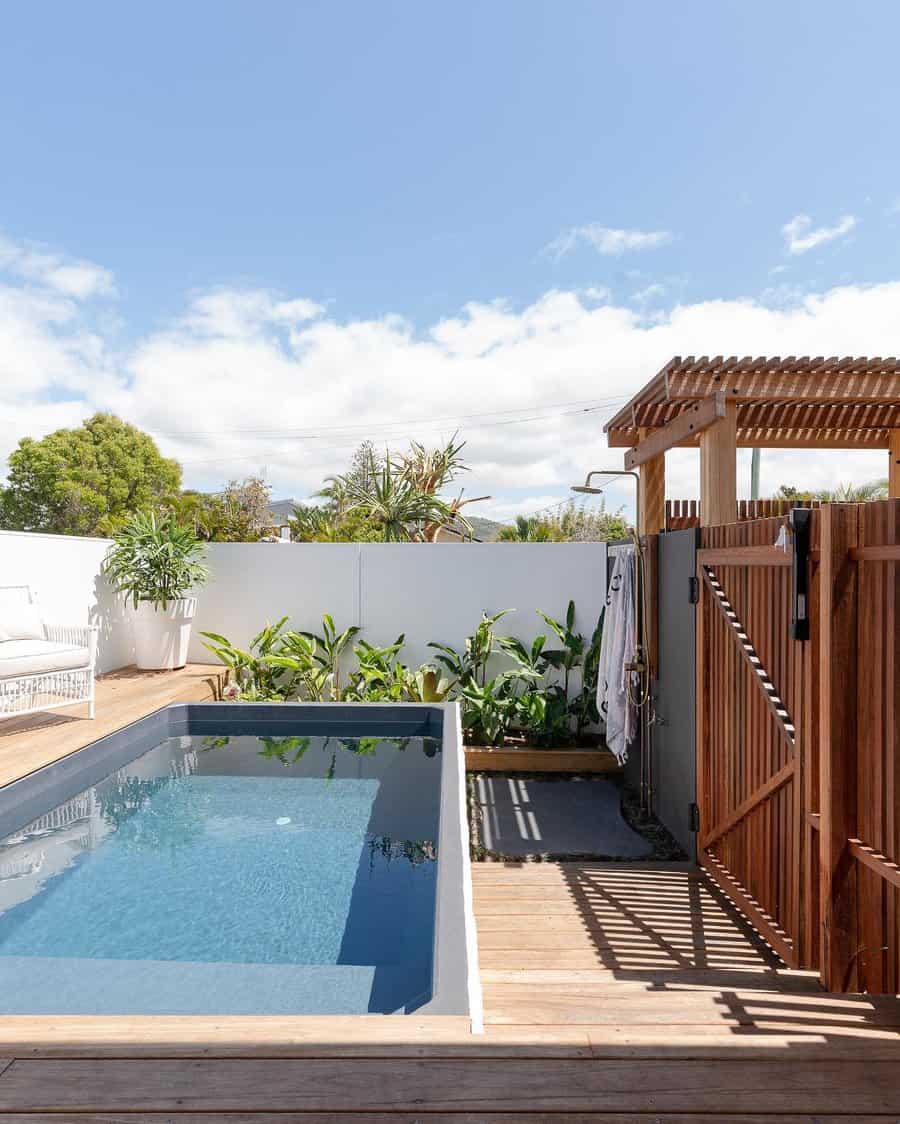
[459,671,524,746]
[103,509,208,609]
[571,615,603,737]
[537,600,584,699]
[201,617,309,700]
[348,636,408,701]
[405,664,453,702]
[201,599,603,752]
[496,634,547,678]
[299,614,362,700]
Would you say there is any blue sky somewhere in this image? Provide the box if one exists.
[2,1,899,518]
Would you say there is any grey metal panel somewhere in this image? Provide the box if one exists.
[653,528,698,857]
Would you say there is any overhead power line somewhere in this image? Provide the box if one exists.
[177,399,628,466]
[156,394,629,441]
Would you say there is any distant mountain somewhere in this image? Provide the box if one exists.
[467,515,504,541]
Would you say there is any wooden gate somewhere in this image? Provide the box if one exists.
[694,501,900,989]
[695,514,820,970]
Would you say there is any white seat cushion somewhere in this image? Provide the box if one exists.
[0,640,90,679]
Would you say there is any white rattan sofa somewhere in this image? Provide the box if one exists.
[0,586,98,720]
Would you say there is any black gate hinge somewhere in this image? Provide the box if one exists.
[689,802,700,833]
[688,575,700,604]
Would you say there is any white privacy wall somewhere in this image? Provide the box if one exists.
[191,542,608,669]
[0,530,133,673]
[0,533,608,675]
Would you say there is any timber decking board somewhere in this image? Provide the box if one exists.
[4,1057,900,1114]
[0,680,899,1115]
[0,664,223,789]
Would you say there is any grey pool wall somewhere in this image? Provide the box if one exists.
[0,700,482,1029]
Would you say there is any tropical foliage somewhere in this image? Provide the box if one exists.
[167,477,277,542]
[497,500,630,543]
[103,510,208,609]
[204,599,603,749]
[776,480,889,503]
[288,436,488,542]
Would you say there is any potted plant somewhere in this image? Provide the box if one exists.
[104,510,209,670]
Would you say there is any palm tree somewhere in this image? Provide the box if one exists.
[497,515,559,542]
[343,450,456,542]
[396,435,490,542]
[289,503,336,541]
[818,479,889,502]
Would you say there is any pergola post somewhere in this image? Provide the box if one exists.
[637,428,665,536]
[889,431,900,499]
[699,398,737,526]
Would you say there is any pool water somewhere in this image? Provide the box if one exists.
[0,731,442,1014]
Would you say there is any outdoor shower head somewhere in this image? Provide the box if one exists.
[571,469,641,532]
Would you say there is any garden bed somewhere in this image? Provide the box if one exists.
[464,745,620,773]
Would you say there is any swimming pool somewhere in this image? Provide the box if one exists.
[0,703,480,1021]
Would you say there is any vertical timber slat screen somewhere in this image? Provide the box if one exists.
[695,500,900,991]
[668,498,821,531]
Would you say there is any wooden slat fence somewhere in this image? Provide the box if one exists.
[667,498,821,531]
[694,500,899,992]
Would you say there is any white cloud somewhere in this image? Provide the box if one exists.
[0,233,115,299]
[2,230,899,520]
[631,283,666,303]
[782,213,857,255]
[545,224,673,261]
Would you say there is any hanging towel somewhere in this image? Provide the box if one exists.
[597,546,638,764]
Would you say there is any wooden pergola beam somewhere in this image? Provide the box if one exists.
[699,398,737,526]
[608,428,895,450]
[636,428,665,537]
[890,431,900,499]
[624,393,726,470]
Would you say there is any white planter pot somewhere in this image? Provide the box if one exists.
[132,598,198,670]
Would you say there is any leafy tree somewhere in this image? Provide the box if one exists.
[498,501,630,543]
[342,449,455,541]
[166,477,276,542]
[289,503,383,543]
[551,500,630,542]
[397,435,489,541]
[776,480,888,503]
[290,437,487,542]
[498,515,562,542]
[1,414,181,536]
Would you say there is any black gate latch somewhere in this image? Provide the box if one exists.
[790,508,812,641]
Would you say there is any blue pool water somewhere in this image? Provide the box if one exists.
[0,731,442,1014]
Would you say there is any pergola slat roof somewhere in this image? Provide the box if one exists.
[605,355,900,448]
[603,356,900,532]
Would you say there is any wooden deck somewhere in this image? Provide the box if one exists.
[0,671,899,1117]
[0,663,223,788]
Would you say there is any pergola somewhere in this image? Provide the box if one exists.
[604,356,900,534]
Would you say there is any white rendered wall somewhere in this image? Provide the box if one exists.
[357,543,607,669]
[0,534,608,678]
[0,530,132,673]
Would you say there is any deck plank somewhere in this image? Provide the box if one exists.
[0,664,223,788]
[3,1058,900,1114]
